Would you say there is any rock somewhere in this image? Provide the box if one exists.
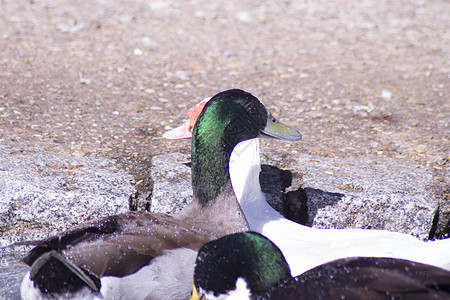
[296,155,438,240]
[0,145,136,248]
[260,164,308,224]
[427,162,450,239]
[259,165,288,214]
[151,152,443,241]
[150,154,292,216]
[150,153,193,214]
[283,188,308,225]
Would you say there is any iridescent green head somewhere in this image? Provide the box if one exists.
[191,89,302,205]
[192,232,291,299]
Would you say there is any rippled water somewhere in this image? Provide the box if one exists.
[0,252,29,300]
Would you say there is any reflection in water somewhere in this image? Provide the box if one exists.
[0,252,29,300]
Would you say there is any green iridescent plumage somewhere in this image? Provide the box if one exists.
[193,232,291,297]
[191,89,268,205]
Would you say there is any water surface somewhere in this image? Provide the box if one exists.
[1,252,29,300]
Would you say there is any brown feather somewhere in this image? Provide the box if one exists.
[23,181,248,278]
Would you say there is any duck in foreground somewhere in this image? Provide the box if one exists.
[165,98,450,276]
[190,232,450,300]
[20,89,302,300]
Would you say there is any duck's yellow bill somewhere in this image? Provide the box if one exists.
[190,285,200,300]
[261,112,302,141]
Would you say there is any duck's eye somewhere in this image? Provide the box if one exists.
[272,117,278,123]
[244,102,254,112]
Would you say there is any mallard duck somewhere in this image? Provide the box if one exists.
[165,99,450,277]
[190,231,450,300]
[20,89,302,300]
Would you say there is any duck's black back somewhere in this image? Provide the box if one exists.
[267,257,450,300]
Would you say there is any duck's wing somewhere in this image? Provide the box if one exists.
[22,211,214,278]
[267,257,450,300]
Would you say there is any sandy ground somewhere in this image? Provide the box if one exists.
[1,0,448,179]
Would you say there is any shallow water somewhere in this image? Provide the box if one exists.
[0,252,29,300]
